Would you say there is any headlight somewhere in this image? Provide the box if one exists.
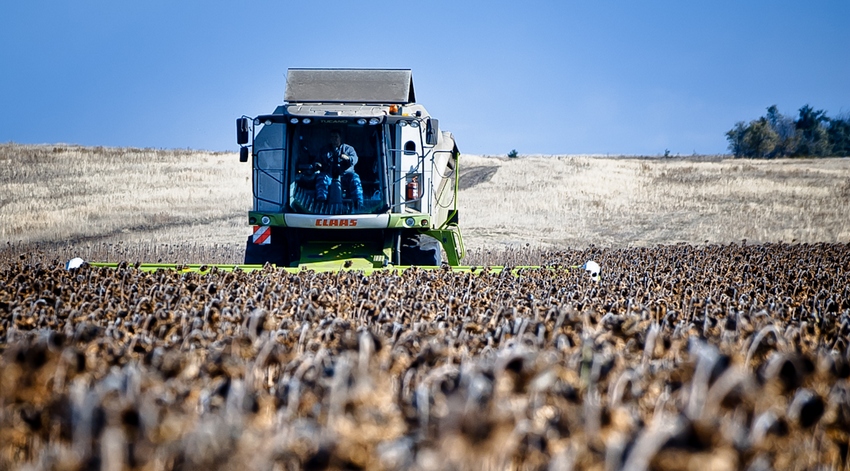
[261,216,271,225]
[357,118,367,125]
[369,118,380,125]
[408,120,420,128]
[405,217,415,227]
[290,118,299,124]
[302,118,311,124]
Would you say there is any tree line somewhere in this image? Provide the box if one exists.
[726,105,850,158]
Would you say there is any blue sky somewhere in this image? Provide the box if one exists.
[1,1,848,155]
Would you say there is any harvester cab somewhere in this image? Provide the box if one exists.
[236,69,464,270]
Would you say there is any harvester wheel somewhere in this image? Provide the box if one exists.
[400,233,441,266]
[243,236,288,266]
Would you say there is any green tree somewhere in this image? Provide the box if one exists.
[743,117,779,158]
[794,105,830,156]
[726,121,748,158]
[765,105,799,157]
[827,114,850,157]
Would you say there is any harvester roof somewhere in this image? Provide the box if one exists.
[284,68,416,105]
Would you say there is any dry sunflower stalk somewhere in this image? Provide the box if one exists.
[1,242,849,470]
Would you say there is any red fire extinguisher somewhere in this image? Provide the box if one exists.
[406,176,418,200]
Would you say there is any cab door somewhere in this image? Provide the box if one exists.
[253,122,287,213]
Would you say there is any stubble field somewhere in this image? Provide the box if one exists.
[2,144,850,470]
[3,144,849,263]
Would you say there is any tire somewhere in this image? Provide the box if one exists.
[400,233,442,266]
[243,233,289,266]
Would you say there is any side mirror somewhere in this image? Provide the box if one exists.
[239,146,249,163]
[425,118,439,146]
[236,117,250,145]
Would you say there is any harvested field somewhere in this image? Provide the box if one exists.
[3,144,850,254]
[3,242,850,470]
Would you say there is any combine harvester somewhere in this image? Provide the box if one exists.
[83,69,599,279]
[238,68,462,271]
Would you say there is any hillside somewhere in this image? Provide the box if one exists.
[459,153,850,249]
[2,144,849,262]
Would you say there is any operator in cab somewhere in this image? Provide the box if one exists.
[315,129,364,208]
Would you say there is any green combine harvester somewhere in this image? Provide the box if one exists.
[235,68,463,271]
[80,68,599,280]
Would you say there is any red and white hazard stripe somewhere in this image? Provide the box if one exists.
[252,226,271,245]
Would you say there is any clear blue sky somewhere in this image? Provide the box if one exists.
[1,1,848,155]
